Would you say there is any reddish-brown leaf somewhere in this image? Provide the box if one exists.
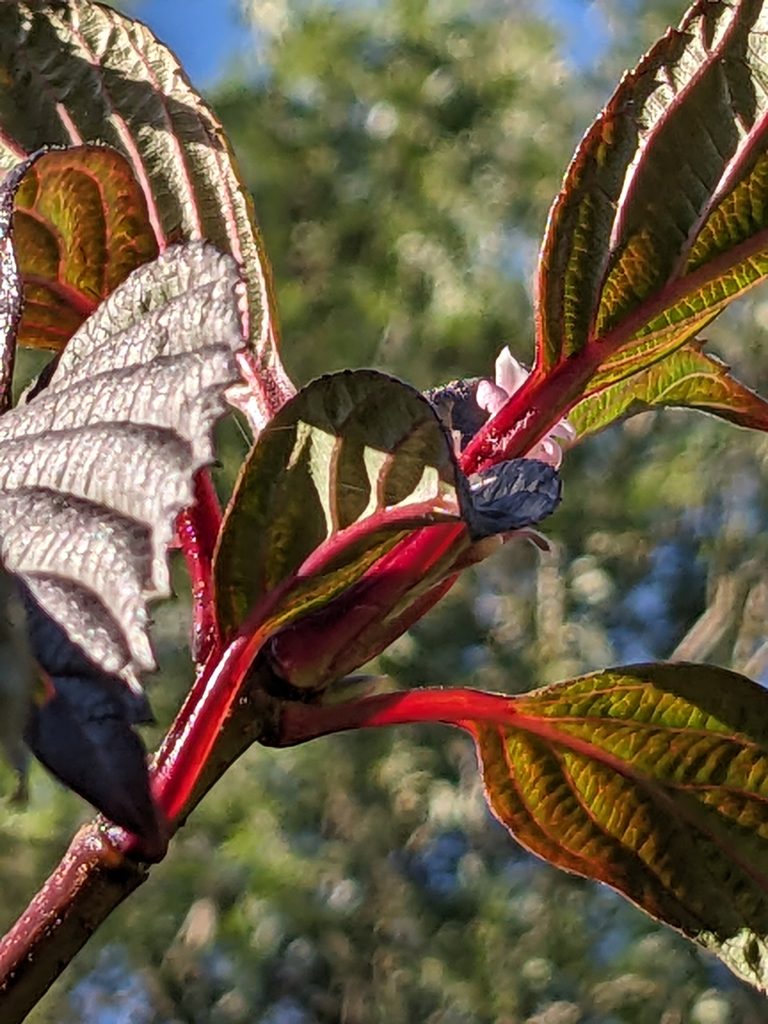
[12,146,158,350]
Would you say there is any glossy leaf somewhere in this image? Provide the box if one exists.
[0,240,246,691]
[474,663,768,991]
[536,0,768,394]
[12,145,158,350]
[0,0,292,406]
[216,365,563,690]
[215,370,463,644]
[568,343,768,439]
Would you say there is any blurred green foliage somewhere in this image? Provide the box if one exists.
[4,0,768,1021]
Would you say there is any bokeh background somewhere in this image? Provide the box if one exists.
[5,0,768,1021]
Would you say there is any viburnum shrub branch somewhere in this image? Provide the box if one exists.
[276,688,517,745]
[8,0,768,1016]
[148,337,581,833]
[0,337,572,1015]
[175,469,224,666]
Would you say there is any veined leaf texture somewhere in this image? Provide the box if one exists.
[0,240,247,689]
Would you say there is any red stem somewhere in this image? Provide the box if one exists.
[463,216,768,475]
[149,633,255,825]
[278,687,514,744]
[271,355,586,683]
[175,469,223,665]
[0,825,148,1017]
[269,356,585,684]
[147,559,309,828]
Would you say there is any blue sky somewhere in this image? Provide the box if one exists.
[134,0,608,89]
[134,0,249,86]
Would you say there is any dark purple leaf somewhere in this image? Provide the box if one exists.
[462,459,562,539]
[24,671,162,853]
[424,378,487,449]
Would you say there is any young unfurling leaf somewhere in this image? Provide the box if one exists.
[214,370,465,646]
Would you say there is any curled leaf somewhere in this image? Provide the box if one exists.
[462,459,561,539]
[215,370,462,643]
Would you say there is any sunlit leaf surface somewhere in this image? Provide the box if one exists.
[12,145,158,350]
[215,370,462,642]
[569,343,768,438]
[474,663,768,991]
[537,0,768,397]
[0,238,247,837]
[0,240,245,687]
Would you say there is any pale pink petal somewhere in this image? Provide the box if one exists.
[529,437,563,468]
[475,378,509,416]
[494,347,529,396]
[472,346,573,467]
[550,419,577,442]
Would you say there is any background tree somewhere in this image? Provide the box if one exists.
[4,1,768,1021]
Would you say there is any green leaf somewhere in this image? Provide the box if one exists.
[12,145,158,351]
[536,0,768,391]
[568,342,768,439]
[214,370,462,643]
[0,1,291,400]
[474,663,768,991]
